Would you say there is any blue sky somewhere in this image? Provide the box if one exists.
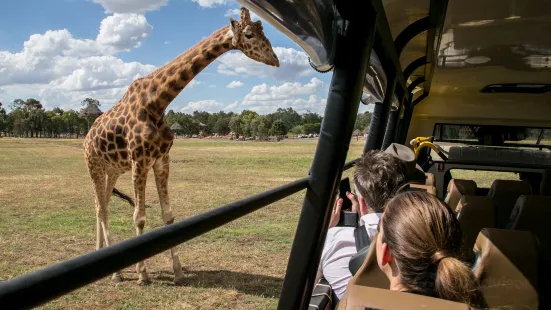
[0,0,372,115]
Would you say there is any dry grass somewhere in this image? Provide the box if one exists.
[0,137,364,309]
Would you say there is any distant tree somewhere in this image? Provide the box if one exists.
[301,110,323,125]
[354,112,372,131]
[303,122,321,135]
[229,115,242,137]
[270,119,286,139]
[80,98,102,133]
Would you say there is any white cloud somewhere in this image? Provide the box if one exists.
[0,14,155,109]
[181,99,226,113]
[164,41,170,45]
[192,0,227,8]
[239,77,327,114]
[93,0,169,14]
[217,47,313,81]
[209,84,216,88]
[226,80,244,88]
[187,79,202,88]
[224,8,260,20]
[97,14,153,52]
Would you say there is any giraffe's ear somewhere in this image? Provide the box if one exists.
[240,7,251,22]
[229,17,238,33]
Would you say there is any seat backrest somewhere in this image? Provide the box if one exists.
[487,180,532,227]
[472,228,540,310]
[445,179,478,212]
[346,232,389,289]
[425,173,435,186]
[456,196,496,262]
[505,195,551,308]
[541,169,551,196]
[410,184,437,196]
[337,286,471,310]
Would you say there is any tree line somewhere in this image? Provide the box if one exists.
[0,98,372,139]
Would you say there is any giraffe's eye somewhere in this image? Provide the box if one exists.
[244,33,253,39]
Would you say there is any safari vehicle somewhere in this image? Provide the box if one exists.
[0,0,550,309]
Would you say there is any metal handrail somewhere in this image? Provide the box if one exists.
[0,159,358,309]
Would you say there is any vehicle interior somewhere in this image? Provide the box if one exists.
[0,0,549,309]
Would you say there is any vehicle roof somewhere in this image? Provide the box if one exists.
[239,0,551,129]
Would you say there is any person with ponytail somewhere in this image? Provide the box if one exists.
[375,191,484,307]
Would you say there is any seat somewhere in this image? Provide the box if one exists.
[487,180,532,228]
[410,184,437,196]
[456,196,496,262]
[444,179,478,212]
[336,286,470,310]
[505,195,551,308]
[345,232,389,289]
[472,228,540,310]
[425,173,435,186]
[541,169,551,196]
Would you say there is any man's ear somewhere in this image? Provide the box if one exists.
[358,196,369,215]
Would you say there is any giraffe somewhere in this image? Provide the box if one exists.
[83,7,279,286]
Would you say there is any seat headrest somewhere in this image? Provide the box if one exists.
[347,232,389,289]
[410,184,437,196]
[473,228,540,310]
[506,195,551,230]
[487,180,532,227]
[425,173,435,186]
[445,179,478,212]
[337,286,471,310]
[456,196,495,262]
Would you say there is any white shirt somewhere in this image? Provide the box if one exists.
[316,213,382,300]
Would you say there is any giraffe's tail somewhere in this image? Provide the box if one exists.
[111,188,152,209]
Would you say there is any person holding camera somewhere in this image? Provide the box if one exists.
[315,143,426,300]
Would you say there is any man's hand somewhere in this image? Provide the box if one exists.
[328,198,343,228]
[346,191,361,215]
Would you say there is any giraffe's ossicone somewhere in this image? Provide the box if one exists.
[82,7,279,285]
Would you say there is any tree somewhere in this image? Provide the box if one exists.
[270,119,286,139]
[80,98,102,133]
[301,110,322,124]
[229,115,242,137]
[303,122,321,135]
[354,112,372,131]
[0,102,6,137]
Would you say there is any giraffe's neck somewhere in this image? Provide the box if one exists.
[141,25,235,114]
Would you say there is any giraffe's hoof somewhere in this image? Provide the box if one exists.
[137,278,152,286]
[111,274,124,283]
[173,275,186,286]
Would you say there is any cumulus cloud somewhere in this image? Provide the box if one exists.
[217,47,313,81]
[97,14,153,52]
[231,77,328,114]
[0,14,155,109]
[181,99,226,113]
[226,80,244,88]
[192,0,227,8]
[93,0,169,14]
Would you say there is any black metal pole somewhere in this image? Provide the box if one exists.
[277,5,377,310]
[0,177,310,309]
[364,77,396,152]
[382,105,400,149]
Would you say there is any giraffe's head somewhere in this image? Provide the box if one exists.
[230,7,279,67]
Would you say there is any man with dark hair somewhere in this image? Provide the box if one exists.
[316,143,425,300]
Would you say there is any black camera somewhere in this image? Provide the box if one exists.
[337,177,358,227]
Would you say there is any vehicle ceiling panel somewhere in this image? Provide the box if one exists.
[382,0,429,39]
[432,0,551,96]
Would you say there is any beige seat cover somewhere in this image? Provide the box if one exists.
[445,179,477,212]
[473,228,540,310]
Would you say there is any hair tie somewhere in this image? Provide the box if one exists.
[432,251,449,265]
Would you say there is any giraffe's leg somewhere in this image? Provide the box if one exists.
[89,170,106,252]
[132,161,150,285]
[103,171,123,282]
[153,155,184,285]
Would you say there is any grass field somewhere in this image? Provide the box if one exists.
[0,137,365,309]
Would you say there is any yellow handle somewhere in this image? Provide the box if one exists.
[410,136,447,160]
